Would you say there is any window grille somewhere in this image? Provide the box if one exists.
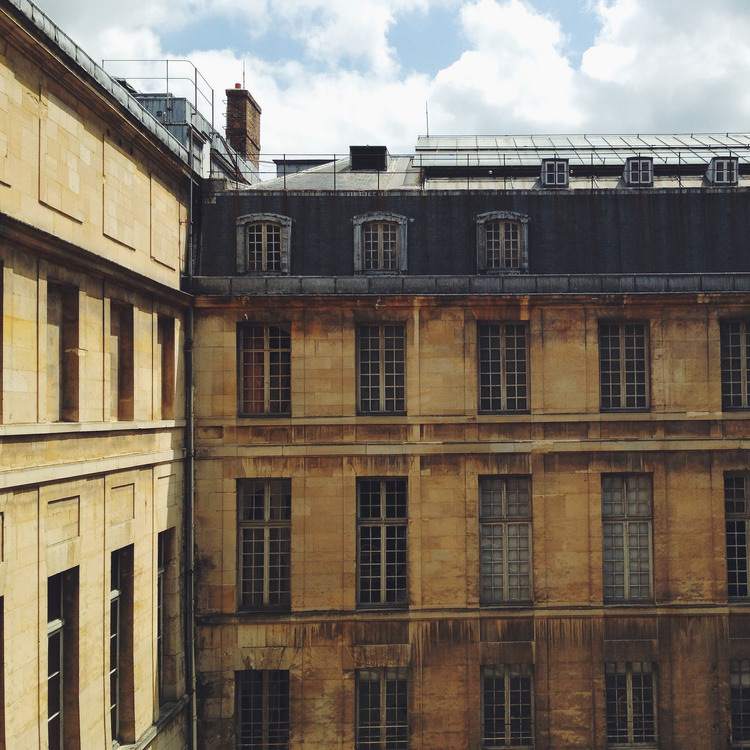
[605,662,657,746]
[363,221,399,271]
[602,475,653,602]
[541,159,568,187]
[358,479,407,607]
[726,474,750,599]
[239,325,291,415]
[236,670,290,750]
[721,321,750,410]
[478,323,528,412]
[731,659,750,748]
[247,222,282,271]
[599,323,649,410]
[479,477,532,605]
[358,325,406,414]
[356,667,408,749]
[238,479,291,610]
[482,664,534,748]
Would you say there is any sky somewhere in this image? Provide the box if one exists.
[28,0,750,167]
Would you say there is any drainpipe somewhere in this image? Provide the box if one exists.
[184,117,199,750]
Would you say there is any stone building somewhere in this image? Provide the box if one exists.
[0,0,253,747]
[190,138,750,749]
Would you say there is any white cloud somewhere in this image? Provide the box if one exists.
[25,0,750,157]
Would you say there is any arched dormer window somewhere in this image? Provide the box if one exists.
[236,213,292,273]
[352,212,408,273]
[476,211,530,273]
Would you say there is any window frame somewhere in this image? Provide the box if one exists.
[352,212,408,273]
[624,158,654,187]
[237,479,292,612]
[110,546,134,744]
[236,213,292,274]
[236,669,291,750]
[604,661,657,748]
[476,212,530,273]
[731,659,750,748]
[725,473,750,600]
[602,475,653,604]
[357,478,408,609]
[357,323,406,415]
[708,157,739,185]
[479,476,532,606]
[477,322,529,413]
[355,667,409,750]
[541,159,569,188]
[237,323,292,417]
[598,321,650,412]
[721,320,750,410]
[481,663,534,749]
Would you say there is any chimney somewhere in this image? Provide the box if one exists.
[225,84,261,169]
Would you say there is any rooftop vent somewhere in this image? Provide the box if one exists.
[350,145,389,171]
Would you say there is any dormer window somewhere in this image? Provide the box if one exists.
[476,211,529,273]
[236,213,292,273]
[708,157,738,185]
[541,159,568,187]
[625,157,653,186]
[352,212,408,273]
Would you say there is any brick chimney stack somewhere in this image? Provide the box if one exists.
[225,84,261,169]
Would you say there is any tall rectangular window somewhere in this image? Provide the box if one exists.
[358,479,407,607]
[238,479,291,610]
[247,222,282,271]
[46,282,79,422]
[110,546,134,744]
[110,301,134,421]
[236,669,290,750]
[238,324,291,415]
[358,325,405,414]
[47,568,79,750]
[478,323,528,412]
[731,660,750,748]
[605,662,656,746]
[602,475,653,602]
[356,667,408,750]
[158,315,175,420]
[721,321,750,410]
[363,221,398,271]
[726,474,750,599]
[479,476,532,605]
[481,664,533,748]
[599,322,649,411]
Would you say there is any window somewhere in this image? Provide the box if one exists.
[110,301,134,421]
[156,530,176,704]
[356,667,408,750]
[478,323,528,412]
[47,568,79,750]
[110,546,134,744]
[358,325,405,414]
[605,662,656,747]
[602,475,652,603]
[541,159,568,187]
[236,214,292,274]
[721,321,750,410]
[238,479,291,610]
[479,477,532,605]
[46,282,79,422]
[482,664,533,748]
[238,324,291,416]
[625,158,653,186]
[358,479,407,607]
[236,669,290,750]
[731,660,750,748]
[726,474,750,599]
[352,213,408,273]
[476,212,530,273]
[599,322,649,411]
[158,315,175,420]
[708,157,738,185]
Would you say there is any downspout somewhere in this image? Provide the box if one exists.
[184,119,199,750]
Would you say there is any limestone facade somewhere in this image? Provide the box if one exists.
[1,0,191,747]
